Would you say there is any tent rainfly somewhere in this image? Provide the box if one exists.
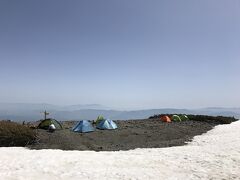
[37,118,63,130]
[160,116,171,123]
[95,115,105,125]
[179,115,189,121]
[171,115,182,122]
[97,119,118,130]
[72,120,95,133]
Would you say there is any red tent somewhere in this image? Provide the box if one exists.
[160,115,171,123]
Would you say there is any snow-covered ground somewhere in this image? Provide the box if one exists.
[1,121,240,180]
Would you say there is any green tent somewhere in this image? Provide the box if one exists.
[171,115,182,122]
[179,115,189,121]
[95,115,105,125]
[37,118,63,130]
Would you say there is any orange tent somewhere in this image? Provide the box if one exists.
[160,115,171,123]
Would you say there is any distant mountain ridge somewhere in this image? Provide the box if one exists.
[0,103,109,111]
[0,103,239,121]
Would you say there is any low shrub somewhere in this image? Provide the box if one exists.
[187,115,237,124]
[0,120,37,147]
[149,114,237,124]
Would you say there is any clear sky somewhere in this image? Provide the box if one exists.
[0,0,239,110]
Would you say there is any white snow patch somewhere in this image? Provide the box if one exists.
[1,121,240,180]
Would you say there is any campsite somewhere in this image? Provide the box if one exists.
[1,114,236,151]
[21,115,235,151]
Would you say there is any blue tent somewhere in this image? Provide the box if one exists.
[97,119,118,130]
[72,120,95,133]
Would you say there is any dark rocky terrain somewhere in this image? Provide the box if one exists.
[28,118,230,151]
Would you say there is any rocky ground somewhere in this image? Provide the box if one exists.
[28,119,222,151]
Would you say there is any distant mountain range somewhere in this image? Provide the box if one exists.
[0,103,239,122]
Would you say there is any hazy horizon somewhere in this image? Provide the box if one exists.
[0,0,239,109]
[0,102,239,111]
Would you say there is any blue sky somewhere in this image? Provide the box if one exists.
[0,0,239,110]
